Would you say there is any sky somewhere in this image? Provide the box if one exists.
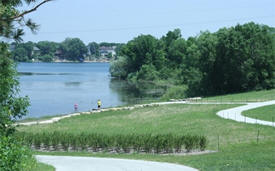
[21,0,275,44]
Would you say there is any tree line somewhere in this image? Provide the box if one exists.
[10,38,124,62]
[110,22,275,97]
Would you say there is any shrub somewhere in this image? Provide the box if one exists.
[0,135,36,171]
[162,85,187,100]
[37,54,53,62]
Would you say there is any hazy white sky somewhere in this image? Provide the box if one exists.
[21,0,275,44]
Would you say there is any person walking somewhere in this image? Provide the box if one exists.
[74,103,78,112]
[97,99,101,109]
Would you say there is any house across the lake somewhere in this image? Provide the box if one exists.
[99,46,116,57]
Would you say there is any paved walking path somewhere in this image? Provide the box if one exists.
[36,155,198,171]
[18,100,275,127]
[217,100,275,127]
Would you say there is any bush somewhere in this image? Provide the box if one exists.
[37,54,53,62]
[0,135,36,171]
[162,85,187,100]
[110,56,128,79]
[136,64,159,81]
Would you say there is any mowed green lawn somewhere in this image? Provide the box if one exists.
[243,105,275,122]
[31,163,55,171]
[200,89,275,102]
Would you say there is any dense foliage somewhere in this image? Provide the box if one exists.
[110,22,275,97]
[0,43,30,136]
[0,135,36,171]
[59,38,88,62]
[16,132,207,153]
[1,1,52,170]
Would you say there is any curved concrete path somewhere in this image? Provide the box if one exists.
[36,155,197,171]
[217,100,275,127]
[18,100,275,127]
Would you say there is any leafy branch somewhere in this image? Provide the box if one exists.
[13,0,53,19]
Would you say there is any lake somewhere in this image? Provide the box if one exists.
[18,62,162,118]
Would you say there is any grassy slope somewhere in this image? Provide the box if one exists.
[31,163,55,171]
[200,89,275,102]
[243,105,275,122]
[19,89,275,170]
[19,104,275,150]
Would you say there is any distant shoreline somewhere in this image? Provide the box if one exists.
[54,60,110,63]
[18,60,110,63]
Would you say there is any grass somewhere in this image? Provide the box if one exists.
[31,162,55,171]
[199,89,275,102]
[18,104,275,150]
[17,114,67,123]
[35,141,275,171]
[243,105,275,122]
[18,89,275,170]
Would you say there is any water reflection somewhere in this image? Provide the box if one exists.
[19,72,79,76]
[109,78,166,104]
[18,62,164,118]
[64,82,82,87]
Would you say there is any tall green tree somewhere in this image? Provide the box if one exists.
[0,43,30,135]
[0,0,52,135]
[161,28,181,53]
[212,22,274,94]
[11,41,34,61]
[12,47,28,62]
[119,35,165,80]
[36,41,58,56]
[60,38,88,62]
[87,42,99,57]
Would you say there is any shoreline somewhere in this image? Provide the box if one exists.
[19,61,110,63]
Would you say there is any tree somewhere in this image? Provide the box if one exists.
[0,1,52,170]
[0,0,52,41]
[161,28,182,53]
[38,54,53,62]
[167,38,186,68]
[212,22,274,94]
[0,0,52,135]
[110,56,128,79]
[11,41,34,62]
[36,41,58,56]
[0,43,30,135]
[60,38,88,62]
[12,47,28,62]
[87,42,99,57]
[120,35,165,78]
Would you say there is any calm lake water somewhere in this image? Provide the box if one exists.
[18,63,162,118]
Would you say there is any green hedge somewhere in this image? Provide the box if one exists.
[16,132,207,153]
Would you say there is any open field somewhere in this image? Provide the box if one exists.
[243,105,275,122]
